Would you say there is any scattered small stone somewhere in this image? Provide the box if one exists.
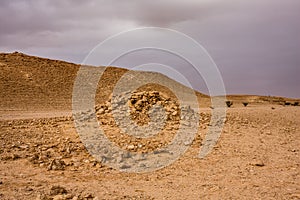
[80,191,95,200]
[52,194,65,200]
[24,186,33,192]
[52,194,73,200]
[127,145,135,150]
[36,193,49,200]
[184,141,192,146]
[48,159,66,170]
[172,111,178,116]
[265,130,271,135]
[291,194,300,199]
[50,185,68,196]
[19,145,29,149]
[251,160,265,167]
[98,108,105,114]
[120,164,131,169]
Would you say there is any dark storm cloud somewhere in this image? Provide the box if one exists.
[0,0,299,98]
[0,0,222,62]
[0,0,218,35]
[173,0,300,98]
[120,0,222,26]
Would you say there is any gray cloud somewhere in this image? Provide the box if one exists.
[0,0,299,98]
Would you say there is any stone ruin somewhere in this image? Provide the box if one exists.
[74,90,201,172]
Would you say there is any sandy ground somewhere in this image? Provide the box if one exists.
[0,111,72,120]
[1,105,299,200]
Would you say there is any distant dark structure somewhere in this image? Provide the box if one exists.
[226,101,233,108]
[242,102,249,107]
[284,102,291,106]
[284,101,299,106]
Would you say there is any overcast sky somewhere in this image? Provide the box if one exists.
[0,0,299,98]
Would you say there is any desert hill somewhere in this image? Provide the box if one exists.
[0,52,79,111]
[1,52,298,115]
[0,52,210,114]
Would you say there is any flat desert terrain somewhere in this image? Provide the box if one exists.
[0,52,299,199]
